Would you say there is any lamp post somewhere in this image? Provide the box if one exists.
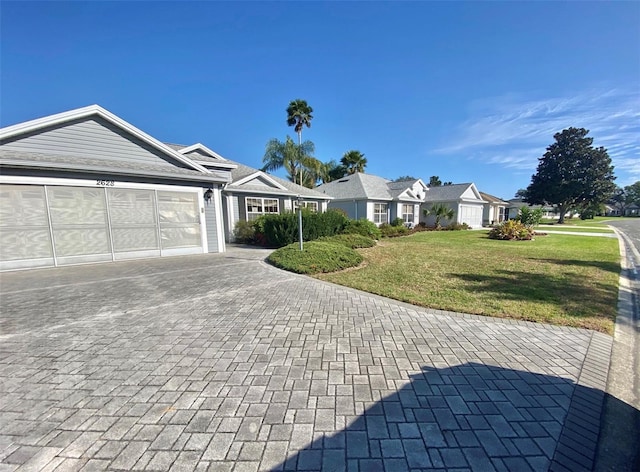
[297,195,304,251]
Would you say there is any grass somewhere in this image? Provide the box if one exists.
[317,230,620,333]
[541,216,634,227]
[538,226,614,233]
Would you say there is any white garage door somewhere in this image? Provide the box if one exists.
[0,184,203,270]
[459,205,483,228]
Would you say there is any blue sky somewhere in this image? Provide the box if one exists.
[1,1,638,199]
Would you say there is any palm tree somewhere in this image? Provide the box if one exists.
[341,150,367,174]
[319,160,347,183]
[286,99,314,185]
[262,136,317,186]
[423,203,455,230]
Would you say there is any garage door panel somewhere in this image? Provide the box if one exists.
[52,227,111,257]
[0,229,54,261]
[112,227,159,252]
[48,187,108,225]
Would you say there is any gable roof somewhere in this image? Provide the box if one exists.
[479,191,508,205]
[169,143,330,200]
[315,173,423,202]
[0,105,233,183]
[423,183,486,203]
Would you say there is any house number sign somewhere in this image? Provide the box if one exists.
[96,180,115,186]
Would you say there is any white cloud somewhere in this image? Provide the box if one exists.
[436,87,640,184]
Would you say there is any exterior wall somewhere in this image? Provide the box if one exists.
[327,200,367,220]
[1,117,190,169]
[204,188,221,253]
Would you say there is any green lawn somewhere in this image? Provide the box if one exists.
[542,216,634,228]
[538,226,614,233]
[318,230,620,333]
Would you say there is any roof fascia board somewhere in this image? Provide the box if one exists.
[0,160,230,183]
[233,171,288,190]
[0,105,213,175]
[192,160,237,170]
[178,143,228,161]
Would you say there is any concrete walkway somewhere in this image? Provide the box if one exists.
[0,246,613,471]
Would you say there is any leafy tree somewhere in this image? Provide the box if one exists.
[609,186,627,213]
[394,175,419,182]
[625,181,640,206]
[423,203,455,229]
[514,188,528,199]
[262,136,320,187]
[320,160,348,183]
[286,99,314,185]
[341,150,368,174]
[428,176,442,187]
[525,127,616,224]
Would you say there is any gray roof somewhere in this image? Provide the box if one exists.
[479,191,508,205]
[168,143,330,200]
[423,183,482,203]
[0,148,230,183]
[315,173,422,201]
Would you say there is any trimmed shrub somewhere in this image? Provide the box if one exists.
[488,220,534,240]
[259,209,350,248]
[317,234,376,249]
[391,217,404,227]
[343,219,382,239]
[233,220,256,244]
[267,241,363,274]
[442,222,471,231]
[379,223,409,238]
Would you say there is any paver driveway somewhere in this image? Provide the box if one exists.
[0,247,611,471]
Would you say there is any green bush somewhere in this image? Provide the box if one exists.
[442,222,471,231]
[259,209,350,248]
[379,223,409,238]
[390,217,404,227]
[317,234,376,248]
[516,206,544,228]
[488,220,534,240]
[233,220,256,244]
[343,219,382,239]
[267,241,363,274]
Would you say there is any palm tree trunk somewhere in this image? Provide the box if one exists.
[297,131,302,186]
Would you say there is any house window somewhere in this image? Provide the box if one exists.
[402,204,414,224]
[498,207,505,222]
[246,197,279,221]
[374,203,388,224]
[293,201,318,212]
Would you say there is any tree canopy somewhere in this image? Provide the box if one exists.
[394,175,419,182]
[286,99,313,144]
[625,181,640,207]
[525,127,616,223]
[262,136,321,187]
[341,150,368,174]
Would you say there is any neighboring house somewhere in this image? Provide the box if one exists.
[316,173,427,227]
[421,183,486,229]
[0,105,235,271]
[479,191,508,226]
[505,199,560,220]
[167,143,332,242]
[624,204,640,216]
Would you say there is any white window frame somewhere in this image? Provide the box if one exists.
[246,197,279,221]
[293,200,319,212]
[402,204,414,224]
[373,203,388,225]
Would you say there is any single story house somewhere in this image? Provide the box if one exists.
[166,143,332,242]
[315,173,427,227]
[421,183,486,228]
[479,191,508,226]
[505,199,562,220]
[0,105,236,271]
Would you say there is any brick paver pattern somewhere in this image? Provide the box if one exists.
[0,251,609,471]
